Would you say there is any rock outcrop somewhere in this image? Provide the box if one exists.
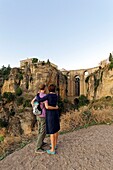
[1,60,67,99]
[0,59,67,141]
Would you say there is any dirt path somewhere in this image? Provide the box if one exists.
[0,125,113,170]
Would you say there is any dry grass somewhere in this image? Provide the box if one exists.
[60,109,85,132]
[60,105,113,132]
[92,107,113,124]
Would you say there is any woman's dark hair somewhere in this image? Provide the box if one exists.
[48,84,56,92]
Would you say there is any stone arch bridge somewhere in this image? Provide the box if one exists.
[62,66,99,102]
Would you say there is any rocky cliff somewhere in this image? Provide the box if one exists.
[0,59,67,141]
[1,60,67,99]
[85,64,113,100]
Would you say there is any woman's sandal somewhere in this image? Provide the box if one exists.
[46,150,56,155]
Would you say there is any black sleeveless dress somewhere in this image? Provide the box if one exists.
[37,93,60,134]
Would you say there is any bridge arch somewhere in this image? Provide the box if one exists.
[74,75,80,97]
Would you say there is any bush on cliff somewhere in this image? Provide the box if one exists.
[3,92,15,102]
[15,87,22,96]
[78,95,89,107]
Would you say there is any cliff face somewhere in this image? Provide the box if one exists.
[1,58,113,139]
[1,62,67,99]
[0,60,67,138]
[86,65,113,100]
[1,68,20,94]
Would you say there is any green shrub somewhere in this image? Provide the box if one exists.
[0,82,3,87]
[18,108,24,113]
[108,53,113,70]
[47,59,50,65]
[15,87,22,96]
[78,95,89,107]
[16,97,24,106]
[0,136,4,142]
[32,58,38,63]
[109,53,113,62]
[23,100,31,107]
[0,118,8,128]
[109,60,113,70]
[9,109,15,116]
[3,92,15,102]
[0,65,11,81]
[17,72,23,81]
[63,98,69,103]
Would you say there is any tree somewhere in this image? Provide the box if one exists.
[0,65,11,81]
[47,59,50,65]
[32,58,38,63]
[109,53,113,62]
[109,53,113,70]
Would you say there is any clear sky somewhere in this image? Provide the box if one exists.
[0,0,113,70]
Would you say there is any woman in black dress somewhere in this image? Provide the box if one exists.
[37,84,60,154]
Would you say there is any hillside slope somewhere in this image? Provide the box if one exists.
[0,125,113,170]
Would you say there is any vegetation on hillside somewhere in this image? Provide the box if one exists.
[32,58,38,63]
[85,66,104,99]
[60,96,113,132]
[0,65,11,83]
[109,53,113,70]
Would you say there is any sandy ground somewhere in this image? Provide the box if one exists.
[0,124,113,170]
